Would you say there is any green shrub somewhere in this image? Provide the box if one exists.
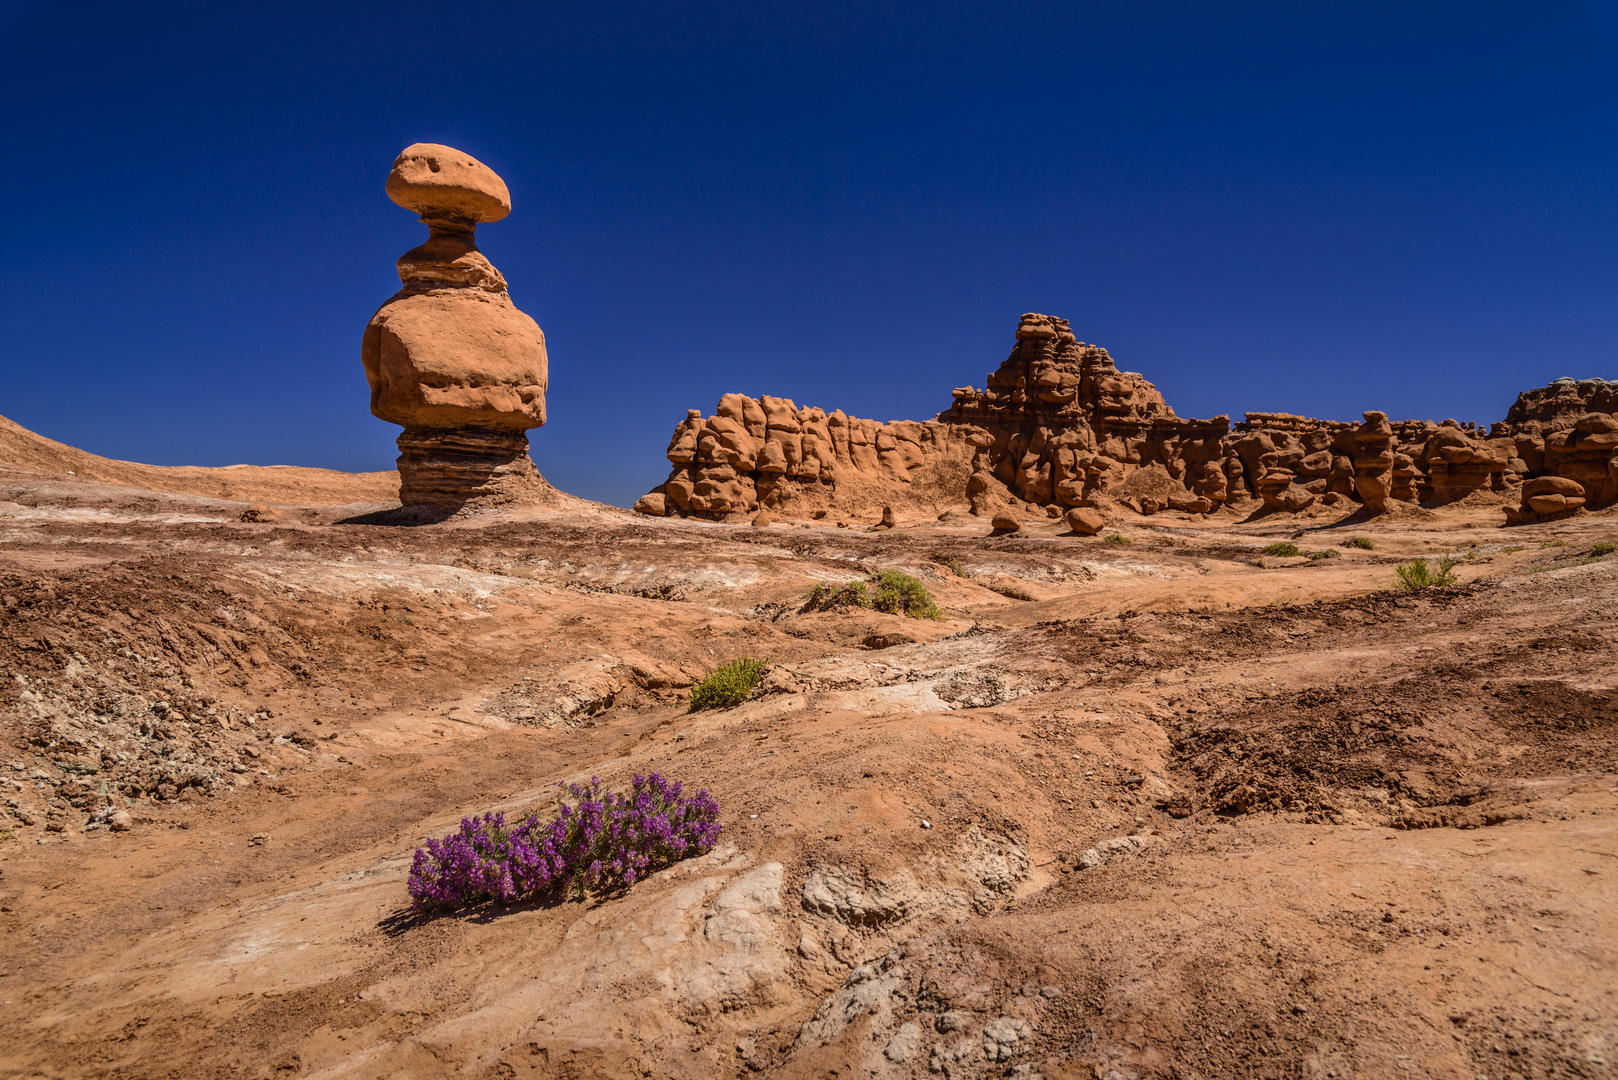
[1308,548,1340,561]
[1261,542,1301,557]
[1103,534,1132,545]
[807,580,870,610]
[944,558,967,577]
[806,573,940,619]
[1591,540,1617,556]
[688,657,768,712]
[1347,537,1375,550]
[869,570,943,620]
[1502,545,1527,553]
[1394,555,1459,592]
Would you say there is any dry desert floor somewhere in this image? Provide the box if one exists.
[0,465,1614,1080]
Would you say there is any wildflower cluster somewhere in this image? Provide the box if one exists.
[406,773,721,911]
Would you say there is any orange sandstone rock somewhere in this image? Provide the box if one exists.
[361,144,549,513]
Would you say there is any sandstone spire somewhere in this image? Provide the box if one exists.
[361,143,549,512]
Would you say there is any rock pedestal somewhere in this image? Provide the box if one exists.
[361,143,549,513]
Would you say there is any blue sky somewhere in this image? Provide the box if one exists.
[3,1,1616,507]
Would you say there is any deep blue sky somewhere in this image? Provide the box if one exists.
[3,1,1617,507]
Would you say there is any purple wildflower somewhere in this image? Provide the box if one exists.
[406,773,721,911]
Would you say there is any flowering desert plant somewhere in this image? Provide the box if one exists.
[406,773,721,911]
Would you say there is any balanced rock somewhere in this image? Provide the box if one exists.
[361,144,549,512]
[1065,507,1105,535]
[1351,411,1395,512]
[1523,476,1585,499]
[1507,474,1587,523]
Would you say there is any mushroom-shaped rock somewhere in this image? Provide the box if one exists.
[1523,476,1585,499]
[1509,475,1589,523]
[363,143,550,513]
[1351,411,1396,512]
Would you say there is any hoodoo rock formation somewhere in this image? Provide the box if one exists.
[361,143,550,512]
[639,312,1615,526]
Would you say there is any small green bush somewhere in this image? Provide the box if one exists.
[1103,534,1132,545]
[870,570,943,620]
[1502,545,1527,553]
[688,657,767,712]
[807,581,870,610]
[944,558,967,577]
[1394,555,1459,592]
[1308,548,1340,561]
[1261,542,1301,557]
[806,572,940,619]
[1347,537,1375,550]
[1591,540,1616,556]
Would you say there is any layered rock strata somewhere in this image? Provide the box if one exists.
[641,313,1612,524]
[361,143,549,512]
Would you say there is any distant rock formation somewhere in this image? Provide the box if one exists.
[361,144,550,512]
[639,313,1612,524]
[644,395,972,520]
[1503,377,1618,433]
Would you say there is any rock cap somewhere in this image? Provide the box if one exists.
[386,143,511,225]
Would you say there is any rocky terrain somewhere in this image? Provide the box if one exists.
[0,425,1614,1080]
[641,313,1618,528]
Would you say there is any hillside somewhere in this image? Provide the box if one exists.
[0,413,397,506]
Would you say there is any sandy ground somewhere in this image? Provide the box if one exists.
[0,464,1614,1080]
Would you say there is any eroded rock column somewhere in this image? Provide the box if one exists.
[361,143,549,512]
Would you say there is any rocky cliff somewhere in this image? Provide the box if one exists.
[637,313,1614,525]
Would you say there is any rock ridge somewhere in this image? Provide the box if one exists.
[639,312,1612,524]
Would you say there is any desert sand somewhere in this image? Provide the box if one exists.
[0,412,1613,1080]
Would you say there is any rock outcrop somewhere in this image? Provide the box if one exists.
[642,313,1612,525]
[1506,475,1587,523]
[1503,377,1618,433]
[361,143,550,512]
[643,396,972,520]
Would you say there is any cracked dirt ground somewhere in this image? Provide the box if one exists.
[0,470,1614,1080]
